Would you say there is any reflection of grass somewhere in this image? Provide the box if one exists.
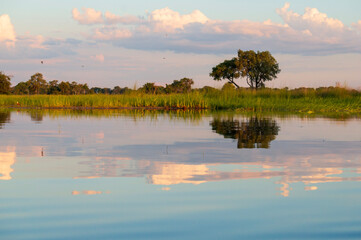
[9,108,208,124]
[0,87,360,113]
[3,108,360,123]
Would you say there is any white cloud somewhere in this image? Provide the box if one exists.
[73,4,361,55]
[276,2,348,44]
[72,8,103,25]
[104,12,142,25]
[72,8,143,25]
[277,2,344,31]
[149,7,209,33]
[0,14,16,47]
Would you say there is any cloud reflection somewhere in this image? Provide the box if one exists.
[67,113,360,197]
[148,163,208,185]
[72,190,109,195]
[4,110,361,197]
[0,147,16,180]
[71,146,361,197]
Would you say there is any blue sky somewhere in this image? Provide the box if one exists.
[1,0,361,88]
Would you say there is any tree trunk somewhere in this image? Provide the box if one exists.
[229,78,240,88]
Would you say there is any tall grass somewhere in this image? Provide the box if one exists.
[0,87,360,113]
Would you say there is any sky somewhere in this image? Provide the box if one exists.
[1,0,361,89]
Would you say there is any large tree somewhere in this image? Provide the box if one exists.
[210,50,281,89]
[209,58,240,88]
[0,71,11,94]
[13,82,30,95]
[27,73,47,94]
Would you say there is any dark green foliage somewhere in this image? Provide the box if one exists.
[0,71,12,94]
[210,58,240,88]
[91,87,103,94]
[138,78,194,94]
[7,71,91,95]
[71,82,89,95]
[112,86,132,94]
[210,117,280,148]
[238,50,281,89]
[59,81,71,94]
[210,50,281,89]
[140,83,164,94]
[48,80,61,95]
[166,78,194,93]
[28,73,47,94]
[13,82,30,95]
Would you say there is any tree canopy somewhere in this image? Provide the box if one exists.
[210,50,281,89]
[28,73,47,94]
[209,58,240,88]
[166,78,194,93]
[0,71,12,94]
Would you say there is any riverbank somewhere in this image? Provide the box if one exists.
[0,87,360,113]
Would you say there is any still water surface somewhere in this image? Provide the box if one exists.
[0,110,361,239]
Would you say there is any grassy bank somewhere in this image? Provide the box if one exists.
[0,87,360,113]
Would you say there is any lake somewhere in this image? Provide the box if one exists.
[0,109,361,239]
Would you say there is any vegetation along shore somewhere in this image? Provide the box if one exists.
[0,50,360,113]
[0,87,360,114]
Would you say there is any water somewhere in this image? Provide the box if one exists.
[1,110,361,239]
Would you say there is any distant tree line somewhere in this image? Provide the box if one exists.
[0,71,195,95]
[1,70,360,97]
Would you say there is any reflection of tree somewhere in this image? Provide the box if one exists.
[30,111,43,123]
[0,111,10,129]
[211,117,280,149]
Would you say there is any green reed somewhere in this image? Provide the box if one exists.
[0,87,360,113]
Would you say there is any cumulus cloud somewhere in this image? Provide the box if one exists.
[72,8,103,25]
[276,2,348,44]
[73,4,361,55]
[277,3,344,31]
[72,7,143,25]
[104,12,142,25]
[0,14,16,47]
[149,7,209,33]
